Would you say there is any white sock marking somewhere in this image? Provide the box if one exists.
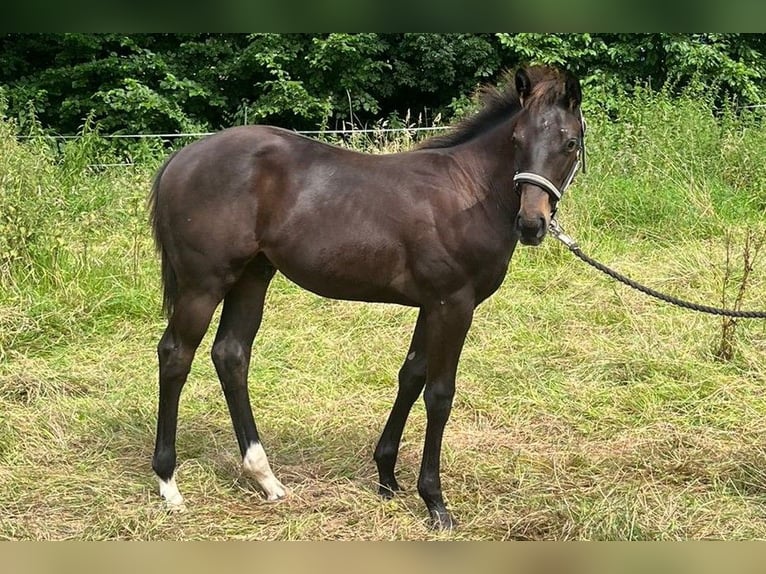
[158,474,185,509]
[243,442,287,501]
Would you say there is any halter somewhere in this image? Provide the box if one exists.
[513,109,587,215]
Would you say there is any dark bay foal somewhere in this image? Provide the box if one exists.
[149,66,585,529]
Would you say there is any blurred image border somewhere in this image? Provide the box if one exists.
[5,541,766,574]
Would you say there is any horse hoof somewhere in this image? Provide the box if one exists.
[429,509,456,531]
[164,500,187,513]
[263,486,288,502]
[378,482,402,499]
[161,492,186,512]
[261,478,288,502]
[159,475,185,510]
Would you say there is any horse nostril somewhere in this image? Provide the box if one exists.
[515,213,548,245]
[515,214,545,233]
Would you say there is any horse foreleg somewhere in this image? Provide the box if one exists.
[374,309,427,497]
[418,295,474,530]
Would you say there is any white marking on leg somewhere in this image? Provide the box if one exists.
[158,473,185,510]
[243,442,287,501]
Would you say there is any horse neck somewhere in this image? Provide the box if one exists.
[449,114,520,214]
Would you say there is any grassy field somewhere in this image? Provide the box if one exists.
[1,90,766,540]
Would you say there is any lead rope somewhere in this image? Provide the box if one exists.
[548,219,766,319]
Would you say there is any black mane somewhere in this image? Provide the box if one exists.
[418,66,566,150]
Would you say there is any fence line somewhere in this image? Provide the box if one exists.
[17,125,451,141]
[14,125,453,169]
[18,101,766,142]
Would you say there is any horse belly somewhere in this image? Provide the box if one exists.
[264,235,416,305]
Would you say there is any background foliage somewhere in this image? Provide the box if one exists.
[2,33,766,136]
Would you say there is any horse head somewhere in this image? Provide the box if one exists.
[512,67,584,246]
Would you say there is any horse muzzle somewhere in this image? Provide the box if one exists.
[513,172,565,246]
[514,212,548,245]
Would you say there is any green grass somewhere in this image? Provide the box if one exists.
[2,91,766,540]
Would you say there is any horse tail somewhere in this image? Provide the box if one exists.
[148,151,179,319]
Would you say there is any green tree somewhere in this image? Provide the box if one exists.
[1,33,765,138]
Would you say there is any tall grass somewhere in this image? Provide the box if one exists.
[1,89,766,540]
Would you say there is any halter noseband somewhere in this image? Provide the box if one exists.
[512,109,587,213]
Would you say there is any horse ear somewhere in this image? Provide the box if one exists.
[564,71,582,111]
[515,68,532,106]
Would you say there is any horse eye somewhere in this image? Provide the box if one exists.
[565,139,579,152]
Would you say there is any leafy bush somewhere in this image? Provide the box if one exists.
[2,33,766,136]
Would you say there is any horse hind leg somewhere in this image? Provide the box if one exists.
[211,256,286,501]
[153,290,222,509]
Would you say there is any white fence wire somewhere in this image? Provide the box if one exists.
[17,125,453,169]
[16,125,450,140]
